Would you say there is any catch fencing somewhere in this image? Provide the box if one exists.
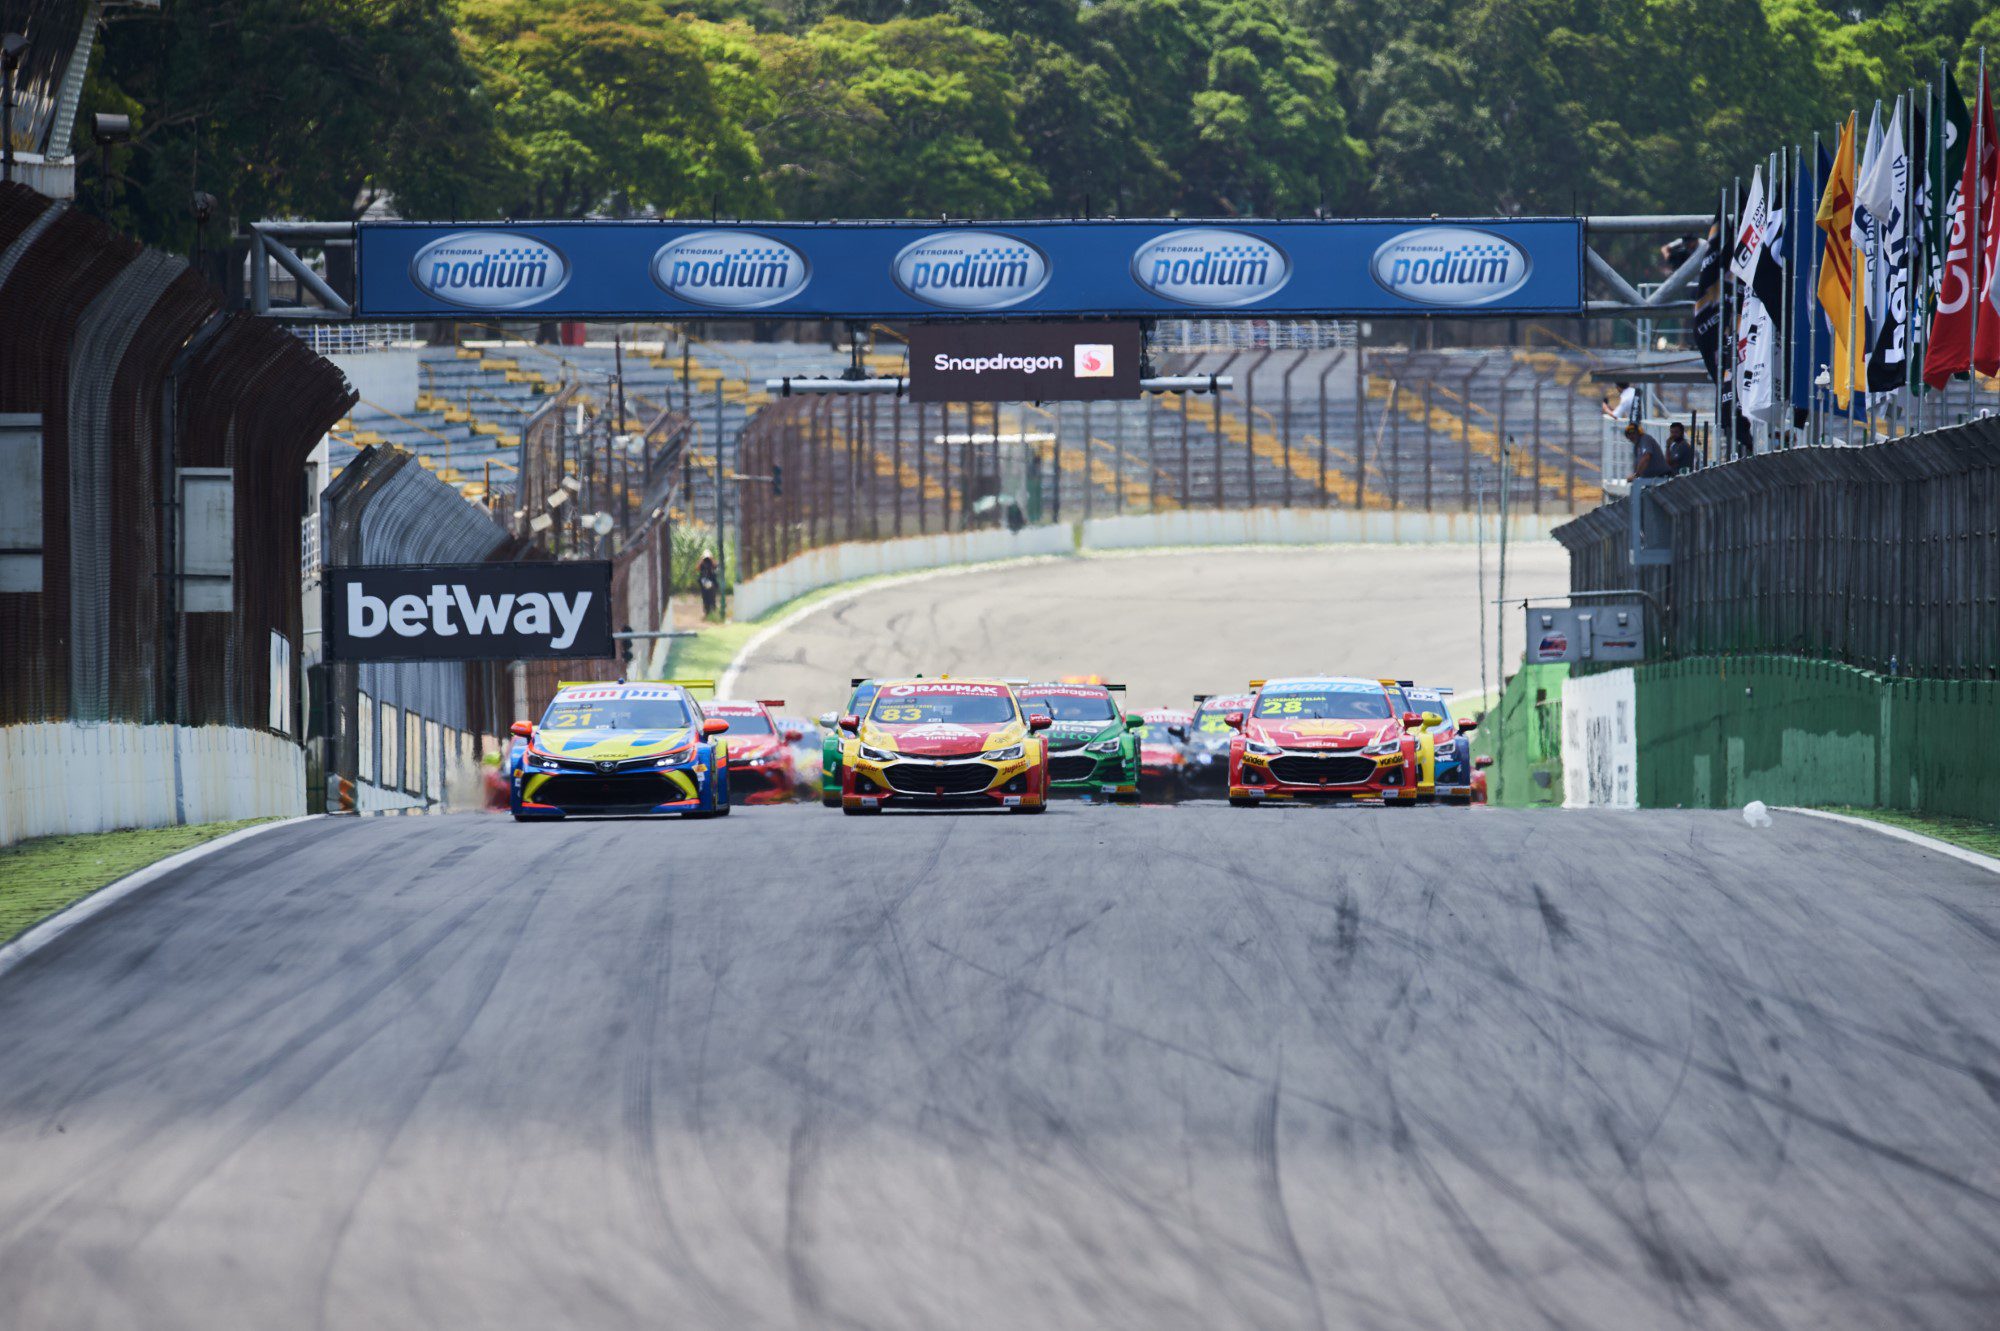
[1556,418,2000,679]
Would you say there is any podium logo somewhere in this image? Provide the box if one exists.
[1372,227,1531,306]
[652,231,811,309]
[1131,229,1291,306]
[409,232,570,310]
[893,231,1050,309]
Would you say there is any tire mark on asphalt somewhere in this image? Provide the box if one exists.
[1252,1071,1328,1331]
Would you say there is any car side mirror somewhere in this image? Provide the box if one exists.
[839,714,861,733]
[1125,714,1146,729]
[510,720,534,738]
[817,711,837,728]
[1402,711,1424,728]
[783,728,804,742]
[1474,755,1493,769]
[702,717,730,736]
[1168,725,1188,741]
[1224,711,1245,730]
[1421,711,1443,727]
[1027,713,1052,731]
[1456,717,1478,734]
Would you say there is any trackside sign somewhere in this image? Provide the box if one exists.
[908,321,1141,401]
[325,562,614,662]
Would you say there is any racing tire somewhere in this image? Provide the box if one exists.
[716,802,731,817]
[841,804,881,816]
[1443,794,1473,807]
[1228,796,1262,808]
[1009,801,1047,815]
[821,793,841,809]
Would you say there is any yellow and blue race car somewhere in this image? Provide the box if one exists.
[509,680,733,820]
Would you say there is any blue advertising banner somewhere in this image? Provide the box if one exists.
[354,218,1584,320]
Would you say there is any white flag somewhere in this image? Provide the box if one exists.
[1729,167,1769,287]
[1852,102,1885,345]
[1855,97,1910,391]
[1731,167,1780,422]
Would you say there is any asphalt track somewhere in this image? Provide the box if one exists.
[730,543,1570,715]
[3,804,1999,1330]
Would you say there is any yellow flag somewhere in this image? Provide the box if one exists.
[1814,113,1861,409]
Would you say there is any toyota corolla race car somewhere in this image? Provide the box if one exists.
[710,699,803,804]
[509,680,732,820]
[1225,676,1429,806]
[1406,686,1479,804]
[819,677,879,807]
[1137,708,1194,802]
[1184,693,1253,796]
[1016,682,1143,801]
[839,678,1051,814]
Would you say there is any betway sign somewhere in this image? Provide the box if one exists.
[325,562,614,662]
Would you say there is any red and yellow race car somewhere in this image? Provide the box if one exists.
[838,677,1052,814]
[709,698,804,804]
[1225,676,1427,806]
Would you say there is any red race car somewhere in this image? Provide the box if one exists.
[1225,676,1424,807]
[838,677,1051,814]
[709,699,804,804]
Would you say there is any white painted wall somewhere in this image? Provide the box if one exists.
[0,724,306,846]
[329,349,420,416]
[1080,508,1564,549]
[1561,668,1638,809]
[731,525,1074,620]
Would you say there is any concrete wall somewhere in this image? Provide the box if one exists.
[732,525,1075,620]
[1562,667,1637,809]
[0,723,305,845]
[328,349,419,416]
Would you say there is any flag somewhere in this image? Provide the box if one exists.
[1980,102,2000,377]
[1731,167,1780,421]
[1791,144,1826,420]
[1925,68,1995,388]
[1692,210,1724,381]
[1855,97,1911,393]
[1817,113,1862,408]
[1915,70,1972,391]
[1853,102,1885,363]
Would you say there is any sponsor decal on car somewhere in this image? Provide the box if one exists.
[650,230,811,309]
[409,232,570,310]
[882,682,1010,697]
[1370,226,1533,307]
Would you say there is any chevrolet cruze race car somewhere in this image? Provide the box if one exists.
[1016,682,1143,801]
[1226,676,1428,806]
[509,680,732,820]
[1377,679,1443,803]
[839,678,1051,814]
[1137,707,1194,802]
[819,678,879,807]
[1407,686,1479,804]
[710,699,803,804]
[1184,693,1252,796]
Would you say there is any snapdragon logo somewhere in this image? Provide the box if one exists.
[651,230,811,309]
[893,231,1050,310]
[1371,227,1531,306]
[346,582,594,652]
[409,232,570,310]
[932,353,1065,375]
[1131,229,1291,306]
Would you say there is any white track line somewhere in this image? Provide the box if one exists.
[1780,807,2000,878]
[0,816,320,980]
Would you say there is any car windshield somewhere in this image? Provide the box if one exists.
[1018,691,1117,722]
[1408,695,1456,730]
[1140,723,1182,743]
[849,682,879,712]
[870,687,1017,726]
[713,711,773,735]
[1253,687,1392,721]
[1193,701,1250,735]
[540,698,692,730]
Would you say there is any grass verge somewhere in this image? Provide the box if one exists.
[0,819,274,945]
[1815,806,2000,860]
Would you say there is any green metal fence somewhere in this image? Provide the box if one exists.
[1486,663,1568,807]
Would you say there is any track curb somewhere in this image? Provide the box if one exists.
[1779,807,2000,878]
[0,815,321,981]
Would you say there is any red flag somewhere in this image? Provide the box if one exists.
[1927,70,1997,386]
[1980,106,2000,376]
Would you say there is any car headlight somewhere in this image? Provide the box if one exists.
[1244,739,1281,757]
[858,744,896,763]
[654,749,691,767]
[524,752,562,771]
[1083,739,1122,754]
[986,743,1024,762]
[1362,741,1400,756]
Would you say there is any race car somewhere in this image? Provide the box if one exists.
[1184,692,1253,797]
[508,679,732,820]
[819,678,880,808]
[1016,681,1144,801]
[709,699,804,804]
[1136,707,1194,802]
[839,677,1051,814]
[1225,676,1430,807]
[774,715,823,797]
[1406,686,1480,804]
[1378,679,1444,803]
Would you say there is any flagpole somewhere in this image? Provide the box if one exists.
[1716,185,1727,453]
[1809,130,1822,446]
[1848,112,1864,444]
[1917,76,1933,434]
[1777,143,1789,444]
[1972,48,1987,410]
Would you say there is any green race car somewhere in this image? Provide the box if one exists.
[1017,681,1144,801]
[818,677,880,807]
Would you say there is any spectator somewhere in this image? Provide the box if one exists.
[1625,423,1671,482]
[1665,421,1696,473]
[1602,381,1637,422]
[697,549,720,617]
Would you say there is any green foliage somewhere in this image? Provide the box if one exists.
[72,0,1999,250]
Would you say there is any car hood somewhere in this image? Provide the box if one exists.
[728,737,783,761]
[1245,717,1397,750]
[1042,720,1121,749]
[1140,744,1183,763]
[859,719,1026,758]
[532,727,693,761]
